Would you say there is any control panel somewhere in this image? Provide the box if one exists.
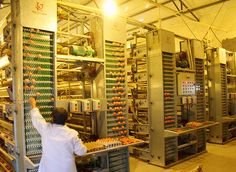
[177,72,196,95]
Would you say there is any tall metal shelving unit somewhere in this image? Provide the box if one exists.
[127,35,150,161]
[11,0,57,171]
[8,1,133,171]
[104,40,129,171]
[147,30,178,167]
[208,48,236,144]
[127,30,216,167]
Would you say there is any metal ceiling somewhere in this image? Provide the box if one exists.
[0,0,235,46]
[79,0,235,46]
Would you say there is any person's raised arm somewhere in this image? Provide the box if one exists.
[29,97,47,135]
[72,131,87,156]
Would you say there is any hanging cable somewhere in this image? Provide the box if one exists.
[179,15,198,40]
[210,27,222,46]
[202,1,225,40]
[149,0,199,39]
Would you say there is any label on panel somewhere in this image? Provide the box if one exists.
[177,72,196,95]
[20,0,57,31]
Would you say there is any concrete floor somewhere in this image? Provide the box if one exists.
[130,140,236,172]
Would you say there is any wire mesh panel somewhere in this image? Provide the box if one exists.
[197,129,206,152]
[165,137,177,165]
[105,40,128,137]
[108,148,129,172]
[23,27,55,171]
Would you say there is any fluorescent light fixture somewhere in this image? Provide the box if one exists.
[0,55,10,69]
[103,0,117,16]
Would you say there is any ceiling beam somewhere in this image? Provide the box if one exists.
[128,0,229,32]
[171,0,180,11]
[171,0,199,22]
[119,0,132,6]
[178,0,200,22]
[128,0,172,18]
[84,0,132,7]
[84,0,93,6]
[145,0,199,22]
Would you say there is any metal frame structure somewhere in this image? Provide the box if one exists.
[11,0,57,171]
[127,29,217,167]
[0,0,230,171]
[127,34,150,161]
[8,1,132,171]
[208,48,236,144]
[126,0,229,32]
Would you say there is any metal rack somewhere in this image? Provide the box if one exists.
[208,48,236,144]
[105,40,128,138]
[126,30,216,167]
[126,36,150,161]
[22,29,55,170]
[103,40,130,172]
[56,2,130,172]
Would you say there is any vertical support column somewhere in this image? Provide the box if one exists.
[208,48,227,143]
[11,0,25,171]
[147,30,176,166]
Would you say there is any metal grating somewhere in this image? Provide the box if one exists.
[108,148,129,172]
[165,137,177,165]
[23,27,55,170]
[162,52,176,129]
[105,40,128,137]
[220,64,227,117]
[196,129,206,152]
[195,59,205,122]
[222,123,229,142]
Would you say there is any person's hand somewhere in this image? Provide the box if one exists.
[29,97,37,109]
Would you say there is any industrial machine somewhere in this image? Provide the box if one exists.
[127,30,217,167]
[207,48,236,144]
[127,34,150,161]
[56,2,133,171]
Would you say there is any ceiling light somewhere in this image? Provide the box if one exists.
[0,55,10,69]
[103,0,117,16]
[139,18,144,22]
[145,4,150,9]
[124,6,128,12]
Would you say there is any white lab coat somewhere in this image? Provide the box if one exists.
[30,108,87,172]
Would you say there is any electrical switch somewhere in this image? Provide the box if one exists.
[92,99,101,111]
[69,101,81,113]
[81,100,91,112]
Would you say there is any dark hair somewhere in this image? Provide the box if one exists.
[51,107,68,125]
